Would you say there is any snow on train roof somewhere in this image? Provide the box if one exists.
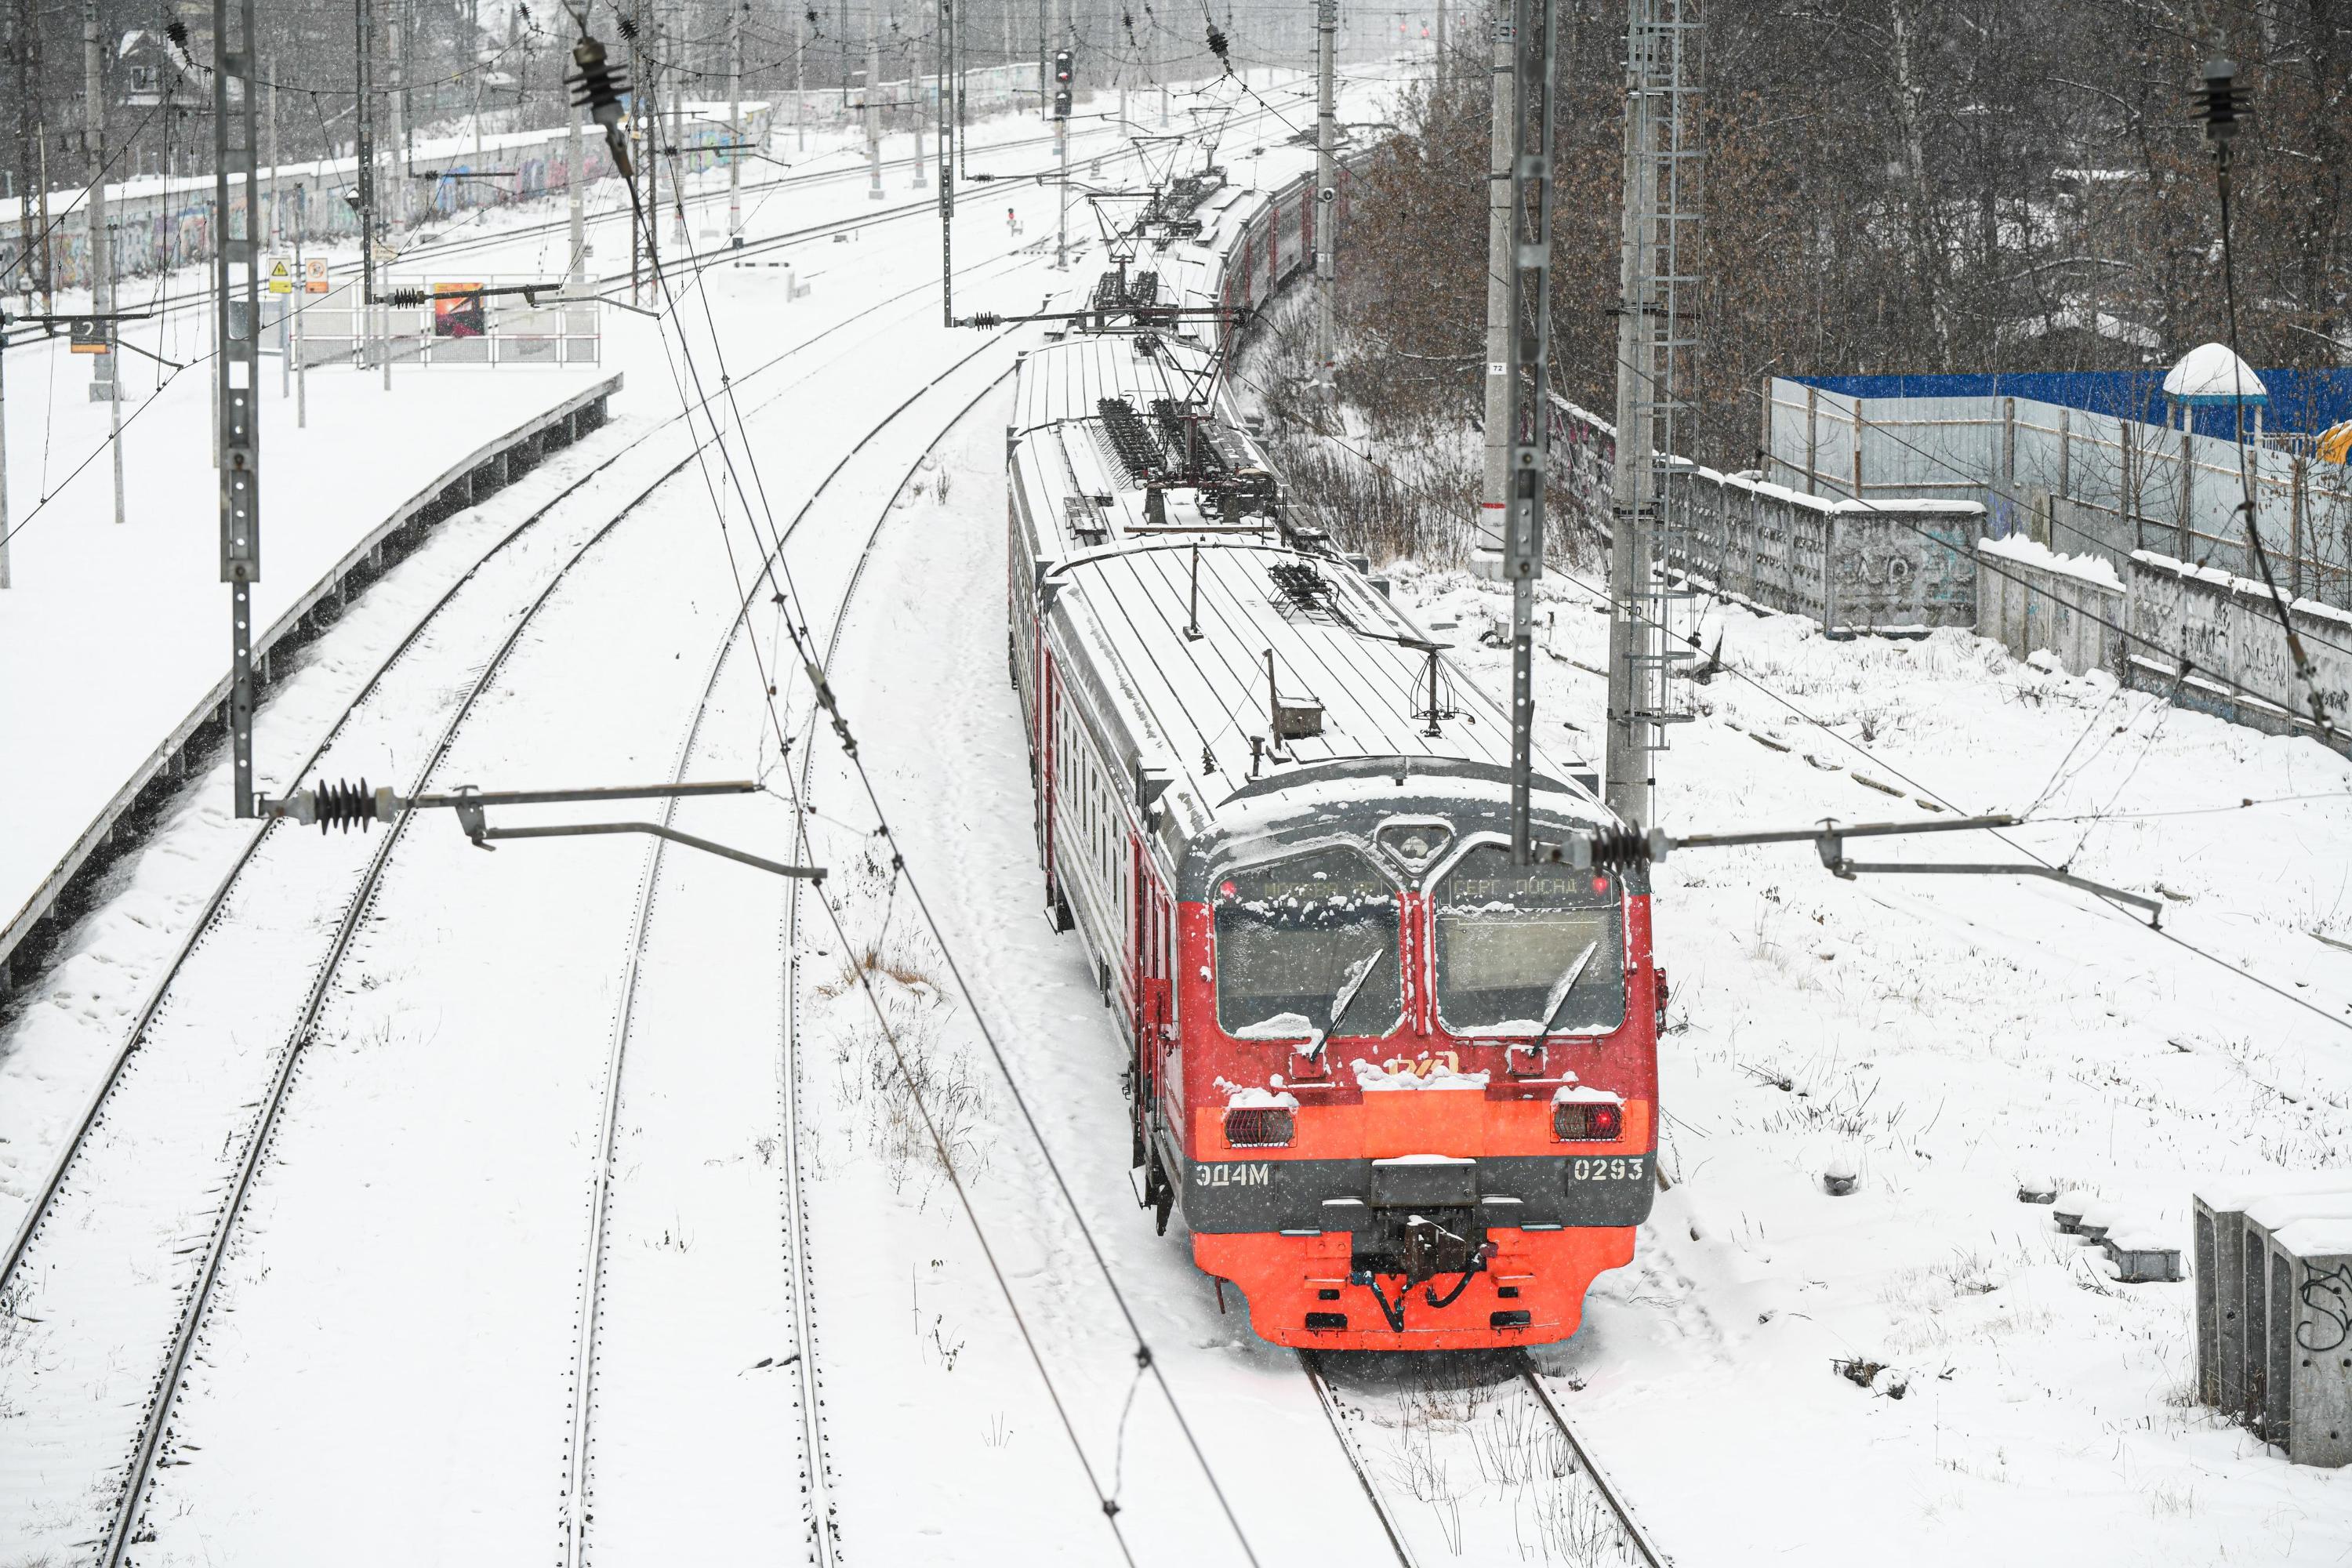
[1011,332,1599,834]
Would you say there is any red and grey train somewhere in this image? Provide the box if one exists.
[1004,167,1662,1351]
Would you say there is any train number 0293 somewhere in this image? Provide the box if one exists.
[1570,1156,1644,1183]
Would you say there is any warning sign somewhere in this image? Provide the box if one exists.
[67,318,110,354]
[266,256,294,294]
[304,256,330,293]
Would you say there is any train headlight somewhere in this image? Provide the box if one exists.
[1225,1106,1295,1148]
[1552,1102,1623,1142]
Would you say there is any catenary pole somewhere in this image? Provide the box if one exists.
[1312,0,1336,394]
[728,0,745,240]
[1471,0,1511,579]
[2,327,12,588]
[867,2,884,197]
[215,0,263,818]
[83,0,124,526]
[1501,0,1555,861]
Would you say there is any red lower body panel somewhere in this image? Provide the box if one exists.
[1193,1226,1636,1351]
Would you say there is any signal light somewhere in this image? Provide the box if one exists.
[1054,89,1072,118]
[1552,1102,1623,1142]
[1225,1106,1294,1148]
[1054,48,1073,85]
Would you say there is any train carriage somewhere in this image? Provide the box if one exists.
[1003,170,1661,1351]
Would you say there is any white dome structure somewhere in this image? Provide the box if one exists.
[2163,341,2268,405]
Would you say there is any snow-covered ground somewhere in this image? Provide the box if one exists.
[19,50,2343,1568]
[1394,563,2352,1563]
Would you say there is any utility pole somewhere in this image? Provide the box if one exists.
[1312,0,1337,394]
[866,4,884,198]
[629,0,646,299]
[1037,0,1048,119]
[938,0,954,322]
[1499,0,1556,862]
[382,0,405,389]
[216,0,263,817]
[357,0,377,371]
[567,67,586,281]
[1470,0,1512,579]
[2,323,13,588]
[794,0,806,151]
[83,0,123,527]
[1052,45,1070,267]
[728,0,744,241]
[666,20,688,252]
[913,9,930,191]
[12,0,40,309]
[1601,0,1700,827]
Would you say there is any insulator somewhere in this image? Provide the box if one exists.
[1205,24,1229,63]
[1581,825,1650,870]
[2195,59,2245,142]
[313,778,377,834]
[968,312,1001,328]
[568,35,635,180]
[383,287,427,307]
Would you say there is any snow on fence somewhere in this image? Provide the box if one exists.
[1764,377,2352,612]
[0,374,621,996]
[1548,394,1986,634]
[2124,551,2352,747]
[1973,535,2125,677]
[2193,1175,2352,1467]
[0,101,761,289]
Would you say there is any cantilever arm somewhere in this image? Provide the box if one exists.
[1826,857,2161,924]
[471,821,826,881]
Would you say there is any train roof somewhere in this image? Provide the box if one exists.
[1011,332,1606,853]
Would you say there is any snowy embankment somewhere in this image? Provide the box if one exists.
[1392,564,2352,1563]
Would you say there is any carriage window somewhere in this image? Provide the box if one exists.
[1214,847,1401,1040]
[1435,844,1624,1036]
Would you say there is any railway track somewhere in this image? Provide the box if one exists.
[69,89,1319,345]
[1299,1351,1671,1568]
[559,330,1025,1566]
[0,244,1040,1568]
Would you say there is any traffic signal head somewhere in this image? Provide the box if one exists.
[1054,48,1073,85]
[1054,89,1072,118]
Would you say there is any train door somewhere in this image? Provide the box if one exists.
[1130,843,1174,1162]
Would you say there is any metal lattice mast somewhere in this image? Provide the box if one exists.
[1501,0,1555,862]
[1601,0,1700,826]
[1312,0,1338,393]
[216,0,263,817]
[1471,0,1513,579]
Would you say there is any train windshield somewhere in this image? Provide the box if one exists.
[1434,844,1626,1036]
[1214,847,1403,1040]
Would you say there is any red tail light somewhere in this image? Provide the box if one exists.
[1552,1102,1623,1142]
[1225,1106,1295,1148]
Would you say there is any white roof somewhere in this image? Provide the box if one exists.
[1012,330,1595,830]
[2163,341,2267,403]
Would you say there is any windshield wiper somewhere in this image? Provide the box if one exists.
[1307,949,1384,1056]
[1536,941,1601,1035]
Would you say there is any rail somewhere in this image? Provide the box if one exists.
[1519,1356,1670,1567]
[0,372,620,999]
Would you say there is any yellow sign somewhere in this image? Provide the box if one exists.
[266,256,293,294]
[303,257,330,294]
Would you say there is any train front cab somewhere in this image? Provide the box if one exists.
[1160,787,1660,1351]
